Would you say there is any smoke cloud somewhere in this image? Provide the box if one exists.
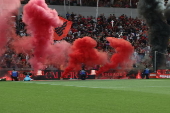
[44,41,72,68]
[0,0,20,55]
[164,1,170,25]
[62,36,108,78]
[97,37,134,75]
[10,30,34,54]
[22,0,63,71]
[138,0,170,69]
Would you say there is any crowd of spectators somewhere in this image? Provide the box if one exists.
[64,12,152,67]
[2,0,170,69]
[0,12,155,69]
[21,0,169,8]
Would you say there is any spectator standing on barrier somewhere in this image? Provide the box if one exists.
[11,68,19,81]
[142,66,150,79]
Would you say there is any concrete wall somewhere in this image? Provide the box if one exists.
[20,5,139,18]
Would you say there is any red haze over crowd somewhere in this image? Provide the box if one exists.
[97,37,134,75]
[0,0,20,55]
[0,0,134,75]
[62,36,108,77]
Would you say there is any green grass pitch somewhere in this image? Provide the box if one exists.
[0,79,170,113]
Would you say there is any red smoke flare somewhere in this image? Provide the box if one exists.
[62,36,108,78]
[97,37,134,75]
[11,33,34,54]
[0,0,20,55]
[22,0,62,71]
[44,41,72,68]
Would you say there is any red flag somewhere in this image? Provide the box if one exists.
[53,16,72,40]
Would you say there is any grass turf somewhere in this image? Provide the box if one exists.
[0,79,170,113]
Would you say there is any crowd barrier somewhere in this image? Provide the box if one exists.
[156,69,170,78]
[149,69,170,79]
[0,69,129,80]
[1,68,168,80]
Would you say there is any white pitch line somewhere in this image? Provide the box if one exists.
[50,84,60,85]
[38,83,126,89]
[140,80,168,81]
[76,86,88,87]
[35,83,49,84]
[144,86,170,88]
[64,85,76,86]
[90,87,101,88]
[23,82,170,89]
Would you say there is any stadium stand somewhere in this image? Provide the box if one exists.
[21,0,139,8]
[20,0,169,8]
[1,12,151,69]
[1,0,170,69]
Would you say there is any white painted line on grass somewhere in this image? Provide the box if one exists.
[23,82,170,89]
[50,84,60,85]
[76,86,88,87]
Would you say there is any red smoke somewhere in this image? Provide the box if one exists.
[0,0,20,55]
[22,0,63,71]
[97,37,134,75]
[44,41,72,68]
[11,33,34,54]
[62,36,108,78]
